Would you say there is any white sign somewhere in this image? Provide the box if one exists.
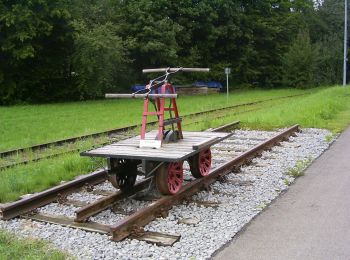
[139,139,162,149]
[224,68,231,74]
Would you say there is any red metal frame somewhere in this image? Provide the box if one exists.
[140,82,183,145]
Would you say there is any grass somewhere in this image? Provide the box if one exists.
[185,96,293,131]
[0,153,102,202]
[0,98,290,202]
[287,158,313,178]
[0,93,294,169]
[200,86,350,133]
[2,86,350,203]
[0,135,110,169]
[0,88,311,152]
[0,230,67,259]
[1,86,350,257]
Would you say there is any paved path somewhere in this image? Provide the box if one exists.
[213,127,350,260]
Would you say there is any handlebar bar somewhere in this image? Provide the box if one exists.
[142,68,210,73]
[106,93,178,99]
[105,67,209,99]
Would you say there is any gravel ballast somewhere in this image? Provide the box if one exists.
[0,128,332,259]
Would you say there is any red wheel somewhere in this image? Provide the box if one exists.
[156,162,184,195]
[189,149,212,178]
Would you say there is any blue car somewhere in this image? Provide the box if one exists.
[193,81,224,91]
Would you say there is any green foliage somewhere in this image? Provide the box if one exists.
[0,230,67,259]
[0,0,346,103]
[282,30,319,88]
[284,178,291,185]
[302,0,346,86]
[315,34,343,85]
[0,0,74,104]
[111,0,182,79]
[0,153,99,202]
[72,21,129,98]
[325,133,336,142]
[287,158,313,178]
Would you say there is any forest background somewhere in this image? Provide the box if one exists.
[0,0,345,105]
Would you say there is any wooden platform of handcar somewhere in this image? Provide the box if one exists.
[81,131,232,162]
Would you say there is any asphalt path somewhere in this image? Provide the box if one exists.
[213,126,350,260]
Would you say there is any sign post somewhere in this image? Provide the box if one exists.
[224,68,231,100]
[344,0,348,86]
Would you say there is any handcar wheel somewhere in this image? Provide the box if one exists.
[107,158,137,191]
[156,162,184,195]
[189,149,212,178]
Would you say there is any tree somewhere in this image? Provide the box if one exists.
[282,30,319,88]
[111,0,181,76]
[0,0,74,104]
[72,21,129,98]
[315,34,343,85]
[1,0,339,104]
[311,0,346,85]
[236,0,314,87]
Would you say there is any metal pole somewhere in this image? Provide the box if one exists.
[226,73,229,100]
[343,0,348,86]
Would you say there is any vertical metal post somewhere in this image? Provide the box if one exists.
[226,73,229,100]
[224,67,231,100]
[344,0,348,86]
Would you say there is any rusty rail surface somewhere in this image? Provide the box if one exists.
[0,169,107,220]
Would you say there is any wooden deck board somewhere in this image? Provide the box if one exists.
[81,131,232,162]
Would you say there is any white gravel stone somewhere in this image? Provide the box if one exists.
[0,128,333,260]
[93,181,117,192]
[67,191,104,203]
[38,203,78,219]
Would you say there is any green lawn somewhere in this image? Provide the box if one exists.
[180,86,350,135]
[227,86,350,132]
[0,230,67,259]
[0,88,310,152]
[1,86,350,258]
[1,86,350,204]
[0,153,101,202]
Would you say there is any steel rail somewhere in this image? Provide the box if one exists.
[0,120,240,171]
[73,122,240,223]
[0,169,107,220]
[0,133,133,171]
[0,124,299,242]
[0,120,239,220]
[75,178,152,222]
[0,93,308,158]
[207,121,240,132]
[110,124,300,241]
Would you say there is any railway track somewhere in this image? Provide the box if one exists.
[0,125,299,246]
[0,121,242,220]
[0,121,241,171]
[0,93,308,170]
